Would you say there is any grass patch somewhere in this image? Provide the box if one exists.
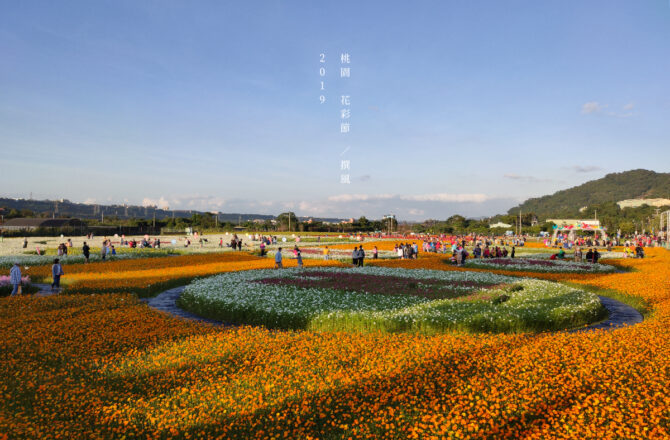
[0,284,41,296]
[563,281,653,318]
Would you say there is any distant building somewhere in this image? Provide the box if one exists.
[0,217,85,231]
[489,222,512,228]
[617,198,670,209]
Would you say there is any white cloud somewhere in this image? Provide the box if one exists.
[503,174,558,184]
[567,165,603,173]
[582,101,605,114]
[582,101,634,118]
[328,194,394,203]
[408,208,425,216]
[142,195,226,211]
[400,193,490,203]
[142,197,170,209]
[327,193,490,204]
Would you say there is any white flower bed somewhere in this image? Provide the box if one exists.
[178,267,604,333]
[465,258,616,273]
[0,250,177,269]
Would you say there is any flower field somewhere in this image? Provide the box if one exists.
[0,248,669,438]
[178,267,605,333]
[268,247,398,261]
[465,258,616,273]
[1,252,344,297]
[0,248,180,269]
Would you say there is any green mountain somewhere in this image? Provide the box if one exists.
[509,169,670,219]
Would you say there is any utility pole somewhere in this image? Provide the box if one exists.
[288,214,291,232]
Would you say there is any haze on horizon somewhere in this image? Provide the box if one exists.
[1,1,669,221]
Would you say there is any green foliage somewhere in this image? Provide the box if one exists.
[509,169,670,219]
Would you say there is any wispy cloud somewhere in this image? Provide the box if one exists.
[401,193,490,203]
[142,197,171,209]
[563,165,603,173]
[503,174,558,183]
[141,195,225,211]
[327,193,491,203]
[67,192,518,222]
[582,101,635,118]
[582,101,605,114]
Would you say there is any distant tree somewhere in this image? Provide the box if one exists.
[277,212,299,231]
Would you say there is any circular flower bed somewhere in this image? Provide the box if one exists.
[177,267,606,333]
[465,258,616,273]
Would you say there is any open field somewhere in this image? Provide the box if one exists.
[0,240,668,438]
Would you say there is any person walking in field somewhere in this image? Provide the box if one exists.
[275,247,283,269]
[358,246,365,267]
[51,258,64,292]
[323,246,330,260]
[372,246,378,259]
[82,242,90,263]
[9,262,22,296]
[296,246,303,268]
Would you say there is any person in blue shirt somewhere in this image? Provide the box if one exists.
[9,262,22,296]
[51,259,64,292]
[275,248,283,269]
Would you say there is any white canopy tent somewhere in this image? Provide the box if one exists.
[548,219,607,242]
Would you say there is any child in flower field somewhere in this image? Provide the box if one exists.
[323,246,330,260]
[295,247,303,268]
[275,248,283,269]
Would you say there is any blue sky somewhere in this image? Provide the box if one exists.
[1,1,669,220]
